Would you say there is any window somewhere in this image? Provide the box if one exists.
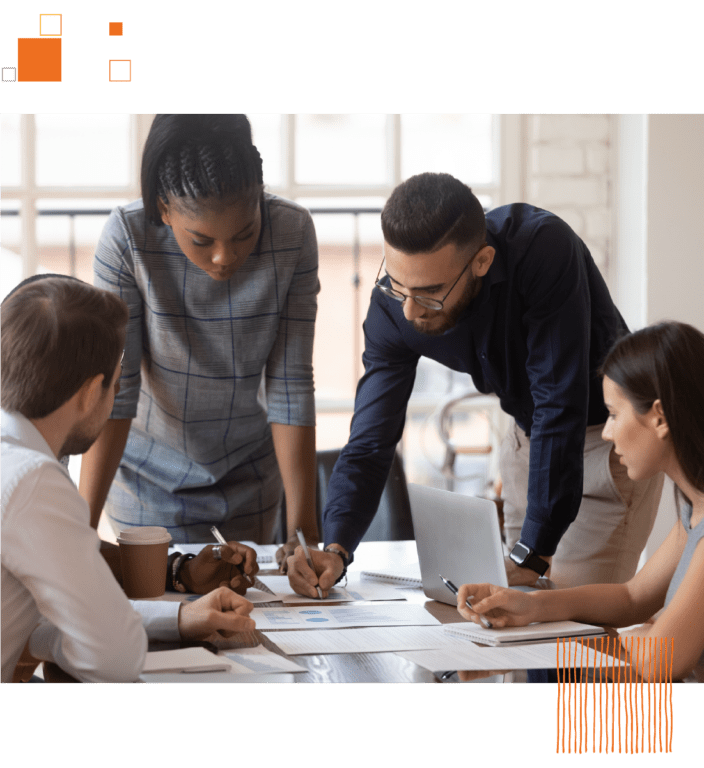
[2,114,514,493]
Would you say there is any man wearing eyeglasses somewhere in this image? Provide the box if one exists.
[287,172,664,596]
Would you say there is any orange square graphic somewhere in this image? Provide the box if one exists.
[18,38,61,82]
[39,13,64,37]
[109,22,123,36]
[108,59,132,83]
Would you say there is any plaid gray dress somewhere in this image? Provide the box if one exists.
[93,194,318,544]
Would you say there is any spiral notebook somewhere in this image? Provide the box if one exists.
[360,563,422,588]
[443,620,607,647]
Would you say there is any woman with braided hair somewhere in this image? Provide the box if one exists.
[80,115,320,571]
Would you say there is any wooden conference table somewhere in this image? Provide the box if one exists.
[43,540,557,683]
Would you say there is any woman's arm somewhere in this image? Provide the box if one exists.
[462,522,685,627]
[460,520,696,678]
[271,422,319,555]
[79,418,132,529]
[639,535,704,680]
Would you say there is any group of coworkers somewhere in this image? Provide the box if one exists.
[2,114,703,684]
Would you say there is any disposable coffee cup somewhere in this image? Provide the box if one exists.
[116,526,172,598]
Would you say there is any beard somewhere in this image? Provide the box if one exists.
[58,421,101,459]
[411,273,482,336]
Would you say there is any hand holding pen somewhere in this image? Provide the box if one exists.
[296,527,324,599]
[440,574,493,628]
[210,526,255,587]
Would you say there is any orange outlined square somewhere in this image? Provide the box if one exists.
[39,13,64,37]
[109,22,123,36]
[18,38,61,81]
[108,59,132,83]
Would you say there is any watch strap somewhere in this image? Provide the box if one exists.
[324,545,349,585]
[510,542,549,577]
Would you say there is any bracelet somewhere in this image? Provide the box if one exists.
[171,552,196,593]
[324,545,349,586]
[166,552,181,591]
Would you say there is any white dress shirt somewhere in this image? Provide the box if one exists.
[1,409,180,683]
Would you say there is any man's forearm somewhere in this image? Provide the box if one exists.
[79,418,132,529]
[271,422,319,542]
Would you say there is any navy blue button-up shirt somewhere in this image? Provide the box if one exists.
[323,204,628,557]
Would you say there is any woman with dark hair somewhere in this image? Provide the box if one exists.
[80,115,319,570]
[456,321,704,682]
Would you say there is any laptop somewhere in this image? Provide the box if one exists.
[407,483,509,605]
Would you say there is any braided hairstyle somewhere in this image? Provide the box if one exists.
[141,115,264,225]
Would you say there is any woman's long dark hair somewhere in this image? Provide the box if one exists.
[141,114,264,225]
[601,321,704,507]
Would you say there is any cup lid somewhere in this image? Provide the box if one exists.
[117,526,172,545]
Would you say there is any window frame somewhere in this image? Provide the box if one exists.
[3,114,522,278]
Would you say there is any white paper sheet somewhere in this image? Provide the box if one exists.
[264,625,448,655]
[251,603,441,630]
[142,647,230,673]
[222,646,306,673]
[397,640,630,672]
[256,574,354,603]
[244,587,283,604]
[256,574,409,603]
[341,578,411,601]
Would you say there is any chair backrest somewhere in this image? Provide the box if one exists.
[315,449,415,542]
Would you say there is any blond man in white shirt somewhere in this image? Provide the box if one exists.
[1,276,256,683]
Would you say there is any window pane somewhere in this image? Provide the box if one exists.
[249,114,282,187]
[297,202,384,401]
[36,114,132,187]
[37,199,128,283]
[401,114,496,185]
[295,114,387,185]
[1,200,22,301]
[1,114,21,187]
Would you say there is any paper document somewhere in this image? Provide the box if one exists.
[265,625,448,655]
[243,587,282,604]
[360,563,422,587]
[251,603,441,631]
[342,578,410,601]
[443,620,606,646]
[142,647,230,674]
[256,574,355,603]
[222,646,306,673]
[398,640,629,672]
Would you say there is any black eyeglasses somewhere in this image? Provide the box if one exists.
[374,243,486,311]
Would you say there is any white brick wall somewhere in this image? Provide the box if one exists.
[524,115,614,279]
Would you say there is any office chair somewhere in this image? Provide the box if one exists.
[315,448,414,542]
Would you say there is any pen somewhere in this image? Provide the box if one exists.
[439,574,493,629]
[210,525,253,585]
[296,526,324,599]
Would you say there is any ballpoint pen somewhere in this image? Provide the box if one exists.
[210,525,253,585]
[296,526,324,599]
[439,574,493,628]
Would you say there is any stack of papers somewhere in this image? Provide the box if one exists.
[251,603,441,631]
[398,639,628,673]
[442,620,607,646]
[142,647,230,674]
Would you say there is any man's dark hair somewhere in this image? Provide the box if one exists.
[141,114,265,225]
[1,276,128,419]
[381,173,486,254]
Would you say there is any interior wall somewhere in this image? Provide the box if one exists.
[617,114,704,560]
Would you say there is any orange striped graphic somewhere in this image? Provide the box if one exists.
[556,635,674,754]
